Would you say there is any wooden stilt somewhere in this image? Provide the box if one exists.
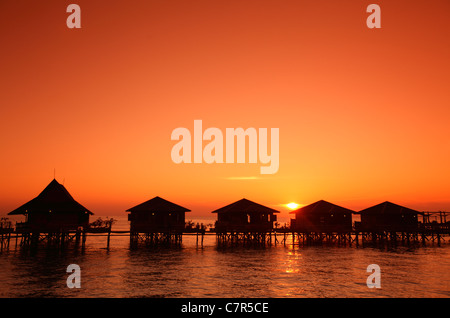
[82,230,87,249]
[107,229,111,249]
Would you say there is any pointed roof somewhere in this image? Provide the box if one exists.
[357,201,424,215]
[126,196,191,213]
[212,198,279,214]
[8,179,93,215]
[289,200,355,215]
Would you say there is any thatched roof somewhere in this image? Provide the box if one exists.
[126,196,191,213]
[357,201,424,216]
[289,200,355,216]
[8,179,93,215]
[212,198,279,214]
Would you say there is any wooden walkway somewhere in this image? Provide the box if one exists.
[0,228,210,250]
[1,227,449,251]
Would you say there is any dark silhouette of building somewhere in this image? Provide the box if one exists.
[357,201,423,232]
[126,196,190,233]
[8,179,93,232]
[290,200,354,233]
[212,198,279,232]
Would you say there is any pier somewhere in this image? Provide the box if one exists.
[1,223,449,251]
[0,225,209,250]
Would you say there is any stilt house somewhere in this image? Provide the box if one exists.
[212,198,279,232]
[126,196,190,233]
[290,200,354,233]
[8,179,93,232]
[357,201,423,232]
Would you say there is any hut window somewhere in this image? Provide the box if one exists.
[247,214,251,224]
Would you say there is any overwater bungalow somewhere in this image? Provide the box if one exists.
[126,196,190,233]
[357,201,424,233]
[289,200,354,233]
[8,178,93,232]
[212,198,279,233]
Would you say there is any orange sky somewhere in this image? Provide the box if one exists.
[1,0,449,220]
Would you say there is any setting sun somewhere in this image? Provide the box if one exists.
[286,203,300,210]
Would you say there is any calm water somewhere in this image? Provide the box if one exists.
[0,217,449,298]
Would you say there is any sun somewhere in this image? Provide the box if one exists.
[286,202,300,210]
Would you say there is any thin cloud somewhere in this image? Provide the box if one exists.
[225,176,261,180]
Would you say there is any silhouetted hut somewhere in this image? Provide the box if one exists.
[290,200,354,233]
[126,196,190,233]
[212,198,279,232]
[8,179,93,232]
[357,201,423,232]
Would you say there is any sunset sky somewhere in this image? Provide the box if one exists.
[1,0,449,221]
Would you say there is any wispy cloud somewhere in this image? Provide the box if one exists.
[225,176,260,180]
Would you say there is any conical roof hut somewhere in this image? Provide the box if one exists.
[8,179,93,231]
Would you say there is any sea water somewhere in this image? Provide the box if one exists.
[0,216,448,298]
